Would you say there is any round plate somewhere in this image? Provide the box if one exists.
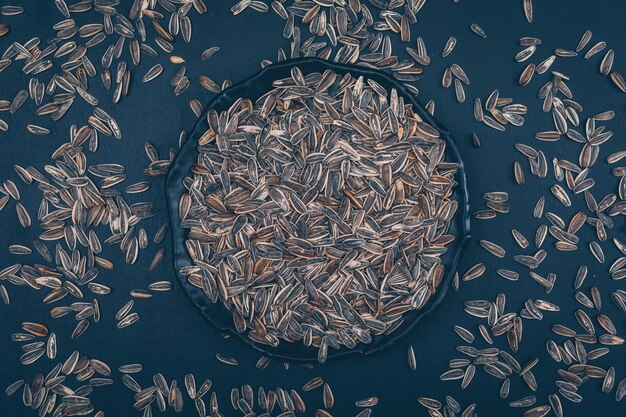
[166,57,471,363]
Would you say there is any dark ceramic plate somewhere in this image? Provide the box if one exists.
[166,57,471,363]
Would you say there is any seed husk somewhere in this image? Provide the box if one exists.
[480,240,505,258]
[442,37,457,57]
[142,64,163,83]
[523,0,533,22]
[470,23,487,38]
[407,345,416,371]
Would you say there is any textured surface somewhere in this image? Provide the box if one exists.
[1,1,625,416]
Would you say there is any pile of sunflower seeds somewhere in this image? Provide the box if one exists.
[418,395,477,417]
[0,0,201,347]
[430,23,626,415]
[5,348,112,417]
[0,0,210,135]
[0,122,173,341]
[239,0,432,97]
[120,367,379,417]
[178,67,460,362]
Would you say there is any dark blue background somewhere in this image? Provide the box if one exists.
[0,1,624,416]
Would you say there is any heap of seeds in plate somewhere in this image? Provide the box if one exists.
[178,67,460,362]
